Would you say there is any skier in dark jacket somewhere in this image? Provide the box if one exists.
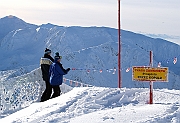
[49,52,70,98]
[40,48,54,102]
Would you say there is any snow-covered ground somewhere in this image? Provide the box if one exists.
[0,68,180,123]
[0,86,180,123]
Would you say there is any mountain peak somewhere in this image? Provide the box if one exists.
[4,15,14,19]
[0,15,37,41]
[0,15,28,26]
[4,15,18,18]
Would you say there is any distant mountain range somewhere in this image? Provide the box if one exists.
[139,32,180,44]
[1,15,180,89]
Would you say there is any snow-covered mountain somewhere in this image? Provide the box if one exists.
[1,15,180,89]
[1,15,180,122]
[140,32,180,45]
[0,15,37,41]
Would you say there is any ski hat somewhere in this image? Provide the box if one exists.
[54,52,62,61]
[45,48,51,54]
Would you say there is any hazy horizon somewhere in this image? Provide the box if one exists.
[0,0,180,37]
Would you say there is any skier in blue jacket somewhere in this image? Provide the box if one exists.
[49,52,70,98]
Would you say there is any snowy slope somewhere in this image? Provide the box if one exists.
[0,86,180,123]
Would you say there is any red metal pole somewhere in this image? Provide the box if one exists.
[149,51,153,104]
[118,0,121,88]
[150,81,153,104]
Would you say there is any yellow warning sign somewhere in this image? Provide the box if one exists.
[132,66,168,82]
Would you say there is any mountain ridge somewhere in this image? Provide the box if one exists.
[0,16,180,89]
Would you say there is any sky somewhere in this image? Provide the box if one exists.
[0,0,180,36]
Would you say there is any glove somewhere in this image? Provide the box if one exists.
[67,68,70,72]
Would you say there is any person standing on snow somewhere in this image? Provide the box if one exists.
[40,48,54,102]
[49,52,70,98]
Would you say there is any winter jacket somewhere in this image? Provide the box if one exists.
[49,61,69,85]
[40,54,54,82]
